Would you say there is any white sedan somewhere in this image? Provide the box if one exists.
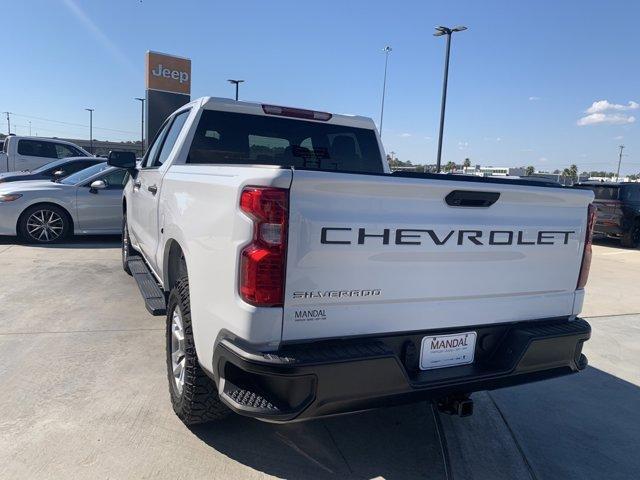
[0,163,127,243]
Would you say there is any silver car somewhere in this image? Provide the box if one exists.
[0,163,126,243]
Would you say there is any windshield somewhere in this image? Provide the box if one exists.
[187,110,384,174]
[59,162,108,185]
[31,158,68,174]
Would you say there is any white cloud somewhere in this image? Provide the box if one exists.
[424,136,432,141]
[613,135,624,140]
[399,133,411,138]
[457,141,469,150]
[538,157,548,163]
[529,96,541,101]
[585,100,638,114]
[577,113,635,126]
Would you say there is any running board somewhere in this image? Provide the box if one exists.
[127,256,167,316]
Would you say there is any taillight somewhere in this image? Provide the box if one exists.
[577,203,597,289]
[239,187,288,306]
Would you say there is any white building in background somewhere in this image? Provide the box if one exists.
[462,166,526,177]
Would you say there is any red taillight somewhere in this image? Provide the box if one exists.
[577,203,597,289]
[261,104,332,121]
[239,187,288,306]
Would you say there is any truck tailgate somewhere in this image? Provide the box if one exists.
[283,170,593,341]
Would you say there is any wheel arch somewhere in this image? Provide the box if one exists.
[163,238,188,292]
[17,201,75,235]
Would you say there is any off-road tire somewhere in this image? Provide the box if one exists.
[166,277,229,425]
[18,203,71,244]
[620,220,640,249]
[122,214,133,275]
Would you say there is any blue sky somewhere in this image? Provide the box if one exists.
[2,0,638,174]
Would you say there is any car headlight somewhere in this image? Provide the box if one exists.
[0,193,22,202]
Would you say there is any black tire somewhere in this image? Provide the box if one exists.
[122,214,132,275]
[620,220,640,249]
[166,277,228,425]
[18,204,71,244]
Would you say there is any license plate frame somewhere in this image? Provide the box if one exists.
[419,331,477,370]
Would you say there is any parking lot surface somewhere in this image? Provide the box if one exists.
[0,237,638,479]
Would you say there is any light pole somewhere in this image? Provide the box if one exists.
[85,108,94,154]
[433,25,467,173]
[135,97,145,155]
[616,145,626,182]
[379,46,392,136]
[227,79,244,101]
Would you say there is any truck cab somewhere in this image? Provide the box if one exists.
[0,136,91,173]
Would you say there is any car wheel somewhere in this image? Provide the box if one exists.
[166,276,228,425]
[18,204,70,244]
[620,221,640,249]
[122,214,133,275]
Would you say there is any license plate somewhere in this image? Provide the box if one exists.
[420,331,477,370]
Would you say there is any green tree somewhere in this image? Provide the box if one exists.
[463,158,471,168]
[525,165,535,176]
[444,161,457,172]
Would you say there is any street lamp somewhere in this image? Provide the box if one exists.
[379,46,392,136]
[85,108,94,154]
[433,25,467,173]
[227,79,244,101]
[135,97,145,155]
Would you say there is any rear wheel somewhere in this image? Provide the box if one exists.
[620,220,640,248]
[18,204,70,244]
[166,276,228,425]
[122,214,132,275]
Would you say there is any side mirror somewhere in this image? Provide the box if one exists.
[90,180,107,192]
[107,150,137,170]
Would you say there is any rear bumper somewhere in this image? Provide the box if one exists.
[594,222,623,237]
[212,317,591,423]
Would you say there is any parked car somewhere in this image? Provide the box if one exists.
[111,97,594,426]
[0,156,103,184]
[574,182,640,248]
[0,135,92,173]
[0,162,126,243]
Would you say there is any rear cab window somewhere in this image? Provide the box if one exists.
[187,110,383,174]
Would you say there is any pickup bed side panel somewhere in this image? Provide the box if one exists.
[283,170,594,341]
[160,165,292,375]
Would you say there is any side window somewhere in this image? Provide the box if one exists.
[17,140,57,158]
[142,120,172,168]
[100,169,127,189]
[55,144,79,159]
[153,110,190,167]
[64,161,94,175]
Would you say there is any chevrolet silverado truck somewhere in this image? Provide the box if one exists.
[108,97,595,425]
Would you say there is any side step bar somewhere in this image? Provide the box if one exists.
[127,256,167,316]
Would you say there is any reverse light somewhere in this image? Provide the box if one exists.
[262,104,332,121]
[239,187,288,306]
[0,193,22,202]
[577,203,597,289]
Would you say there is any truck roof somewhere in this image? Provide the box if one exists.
[197,96,377,130]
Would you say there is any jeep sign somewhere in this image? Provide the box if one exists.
[146,51,191,95]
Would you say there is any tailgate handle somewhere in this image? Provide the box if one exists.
[445,190,500,207]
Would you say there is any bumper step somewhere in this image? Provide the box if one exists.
[127,256,166,316]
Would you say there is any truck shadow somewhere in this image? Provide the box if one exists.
[190,402,447,480]
[190,367,640,480]
[489,366,640,480]
[0,234,120,249]
[593,237,638,250]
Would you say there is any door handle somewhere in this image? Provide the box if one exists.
[148,185,158,195]
[445,190,500,207]
[133,180,141,189]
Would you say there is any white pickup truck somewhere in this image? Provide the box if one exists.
[108,97,595,425]
[1,135,91,173]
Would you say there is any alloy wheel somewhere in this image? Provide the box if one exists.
[170,307,186,395]
[26,209,64,242]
